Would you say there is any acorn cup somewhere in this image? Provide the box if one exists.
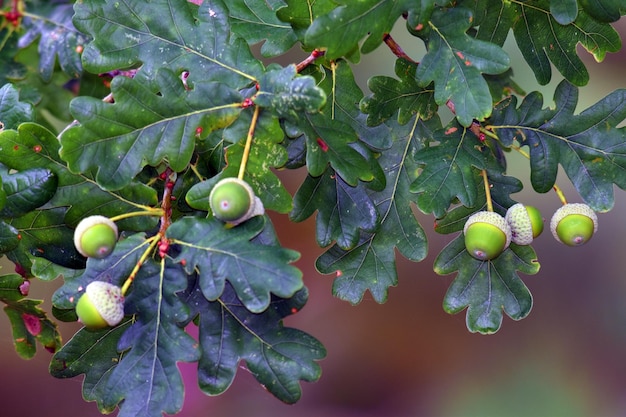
[209,177,265,225]
[463,211,512,260]
[73,215,119,259]
[75,281,125,329]
[505,203,544,245]
[550,203,598,246]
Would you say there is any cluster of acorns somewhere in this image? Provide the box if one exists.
[72,178,262,330]
[464,203,598,260]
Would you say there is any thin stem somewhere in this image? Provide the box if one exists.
[109,209,163,223]
[481,169,494,212]
[238,105,260,180]
[120,234,160,295]
[296,49,325,73]
[383,33,417,63]
[553,184,568,205]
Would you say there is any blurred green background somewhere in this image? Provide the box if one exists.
[1,18,625,417]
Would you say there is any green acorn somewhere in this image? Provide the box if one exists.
[73,215,118,259]
[550,203,597,246]
[464,211,512,260]
[75,281,124,329]
[505,203,544,245]
[209,177,265,225]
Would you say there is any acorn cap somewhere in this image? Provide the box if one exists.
[505,203,543,245]
[77,281,125,327]
[550,203,598,246]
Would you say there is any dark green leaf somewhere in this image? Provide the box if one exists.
[361,59,437,126]
[291,167,379,250]
[225,0,298,57]
[415,7,510,126]
[185,281,325,403]
[59,69,241,190]
[316,117,434,303]
[410,123,504,218]
[551,0,578,25]
[0,168,57,217]
[490,80,626,212]
[304,0,414,60]
[511,1,621,85]
[167,216,303,313]
[435,235,539,334]
[0,84,33,129]
[579,0,626,22]
[276,0,337,41]
[74,0,263,86]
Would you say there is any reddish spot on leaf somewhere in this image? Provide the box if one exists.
[290,307,298,314]
[456,51,465,60]
[465,60,471,66]
[336,270,343,277]
[180,259,187,267]
[22,313,41,336]
[415,23,424,31]
[33,144,42,153]
[19,280,30,296]
[75,45,84,54]
[445,126,458,135]
[13,145,19,151]
[316,138,329,152]
[195,126,203,136]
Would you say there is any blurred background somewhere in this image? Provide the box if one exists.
[1,16,625,417]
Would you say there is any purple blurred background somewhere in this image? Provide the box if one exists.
[1,18,625,417]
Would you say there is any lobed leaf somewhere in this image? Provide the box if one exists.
[316,117,435,303]
[167,216,303,313]
[490,80,626,212]
[73,0,263,86]
[59,68,242,190]
[0,84,33,129]
[184,281,325,403]
[435,235,539,334]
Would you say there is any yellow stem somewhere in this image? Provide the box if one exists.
[481,169,494,212]
[120,234,161,296]
[238,105,260,180]
[553,184,568,205]
[109,209,164,223]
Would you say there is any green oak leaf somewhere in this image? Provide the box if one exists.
[276,0,336,41]
[304,0,414,60]
[183,281,325,403]
[580,0,626,22]
[0,167,57,218]
[254,64,327,120]
[18,3,89,81]
[1,273,61,358]
[472,0,514,47]
[73,0,263,86]
[49,321,131,414]
[435,234,539,334]
[490,80,626,212]
[511,1,622,86]
[410,123,504,218]
[291,166,379,250]
[361,59,437,126]
[59,68,241,190]
[415,7,510,126]
[167,216,303,313]
[99,261,200,417]
[225,0,298,57]
[186,111,293,213]
[316,117,436,304]
[0,84,33,129]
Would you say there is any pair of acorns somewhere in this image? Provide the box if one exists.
[464,203,598,260]
[73,177,262,329]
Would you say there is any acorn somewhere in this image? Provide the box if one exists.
[464,211,512,260]
[209,177,265,225]
[75,281,124,329]
[550,203,597,246]
[73,215,118,259]
[505,203,544,245]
